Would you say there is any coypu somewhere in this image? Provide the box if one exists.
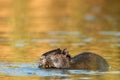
[39,48,109,71]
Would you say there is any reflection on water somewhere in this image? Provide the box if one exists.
[0,62,68,76]
[100,31,120,36]
[0,31,120,80]
[0,0,120,80]
[0,62,119,77]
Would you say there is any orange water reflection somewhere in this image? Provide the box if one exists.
[0,0,120,80]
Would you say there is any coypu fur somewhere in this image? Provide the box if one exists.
[39,48,109,71]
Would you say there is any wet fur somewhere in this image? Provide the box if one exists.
[39,48,71,68]
[39,48,109,71]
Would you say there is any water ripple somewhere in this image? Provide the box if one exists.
[0,62,119,77]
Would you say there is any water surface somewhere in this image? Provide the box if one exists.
[0,0,120,80]
[0,31,120,80]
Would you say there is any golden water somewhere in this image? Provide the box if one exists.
[0,0,120,80]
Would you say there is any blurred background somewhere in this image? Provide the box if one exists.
[0,0,120,79]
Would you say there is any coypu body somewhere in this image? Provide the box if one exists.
[70,52,109,71]
[39,48,109,71]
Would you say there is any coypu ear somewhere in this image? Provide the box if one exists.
[62,48,68,54]
[62,48,71,59]
[56,48,62,54]
[57,48,62,52]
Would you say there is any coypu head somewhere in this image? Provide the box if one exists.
[39,48,71,69]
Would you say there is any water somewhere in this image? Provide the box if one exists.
[0,62,119,79]
[0,31,120,80]
[0,0,120,80]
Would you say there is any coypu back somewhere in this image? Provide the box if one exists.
[70,52,109,71]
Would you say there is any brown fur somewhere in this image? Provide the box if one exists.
[70,52,109,71]
[39,48,109,71]
[39,48,71,68]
